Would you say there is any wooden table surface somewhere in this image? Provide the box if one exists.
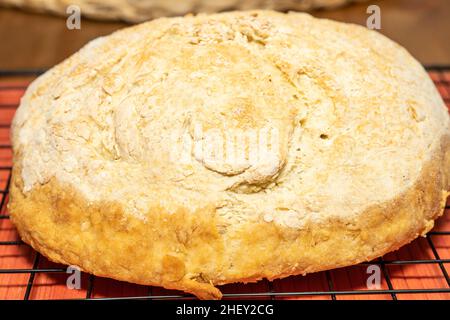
[0,0,449,70]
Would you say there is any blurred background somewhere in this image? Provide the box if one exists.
[0,0,449,70]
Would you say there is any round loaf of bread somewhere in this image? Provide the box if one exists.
[9,11,450,299]
[0,0,369,22]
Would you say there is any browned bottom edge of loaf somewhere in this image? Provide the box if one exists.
[8,135,450,299]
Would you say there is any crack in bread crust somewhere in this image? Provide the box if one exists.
[8,135,450,299]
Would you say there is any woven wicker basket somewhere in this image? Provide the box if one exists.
[0,0,370,23]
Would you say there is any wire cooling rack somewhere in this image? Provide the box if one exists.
[0,67,449,300]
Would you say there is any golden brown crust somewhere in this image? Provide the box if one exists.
[8,135,450,299]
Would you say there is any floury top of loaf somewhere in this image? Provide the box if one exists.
[12,11,450,228]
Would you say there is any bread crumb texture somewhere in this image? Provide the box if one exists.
[9,11,450,299]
